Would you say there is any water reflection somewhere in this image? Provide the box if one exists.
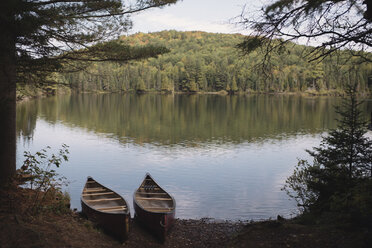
[16,94,372,220]
[18,94,372,145]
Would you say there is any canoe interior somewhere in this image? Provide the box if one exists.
[134,174,175,213]
[82,177,129,214]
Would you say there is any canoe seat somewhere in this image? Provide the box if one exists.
[136,197,172,201]
[100,208,126,212]
[143,207,174,212]
[97,206,127,211]
[82,192,114,197]
[85,197,122,202]
[83,187,106,193]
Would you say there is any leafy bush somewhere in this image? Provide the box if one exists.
[20,144,70,214]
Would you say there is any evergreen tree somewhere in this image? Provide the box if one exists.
[160,73,173,93]
[226,83,231,93]
[231,77,239,92]
[309,84,372,179]
[284,83,372,216]
[136,78,146,93]
[187,79,198,92]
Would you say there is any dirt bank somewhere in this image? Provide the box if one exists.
[0,186,242,248]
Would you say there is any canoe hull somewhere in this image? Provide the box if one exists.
[134,199,175,241]
[81,200,130,241]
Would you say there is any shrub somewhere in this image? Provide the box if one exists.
[20,144,70,214]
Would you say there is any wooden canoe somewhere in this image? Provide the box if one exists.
[133,173,176,242]
[81,177,130,241]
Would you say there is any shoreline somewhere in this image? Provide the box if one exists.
[1,185,370,247]
[70,90,372,97]
[16,88,372,103]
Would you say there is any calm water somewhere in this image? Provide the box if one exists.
[16,94,372,220]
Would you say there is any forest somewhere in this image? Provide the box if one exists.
[60,30,372,94]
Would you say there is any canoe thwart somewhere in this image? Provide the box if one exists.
[97,206,127,211]
[143,207,174,212]
[143,207,174,210]
[100,208,126,212]
[82,192,115,196]
[85,197,122,202]
[136,197,172,201]
[83,187,106,192]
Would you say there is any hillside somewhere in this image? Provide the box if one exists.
[61,30,372,94]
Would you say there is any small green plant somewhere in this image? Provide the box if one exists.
[20,144,70,214]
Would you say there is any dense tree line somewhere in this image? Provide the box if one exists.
[61,31,372,94]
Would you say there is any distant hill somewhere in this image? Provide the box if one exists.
[61,30,372,94]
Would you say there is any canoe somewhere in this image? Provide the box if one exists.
[133,173,176,242]
[81,177,130,241]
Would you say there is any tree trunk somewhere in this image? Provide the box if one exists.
[0,2,16,186]
[365,0,372,22]
[0,61,16,186]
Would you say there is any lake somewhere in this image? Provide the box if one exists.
[16,94,372,220]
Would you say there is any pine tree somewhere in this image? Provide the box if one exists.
[231,77,239,92]
[160,73,173,93]
[225,83,231,93]
[308,84,372,179]
[136,78,146,93]
[284,83,372,216]
[187,79,198,92]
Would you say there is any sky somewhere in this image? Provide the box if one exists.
[130,0,265,34]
